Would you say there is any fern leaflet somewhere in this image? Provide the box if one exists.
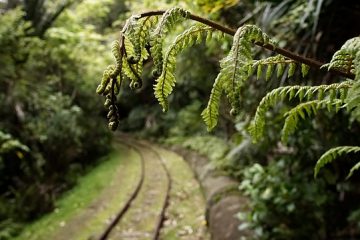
[154,24,215,111]
[281,99,345,142]
[249,81,352,142]
[150,7,190,77]
[314,146,360,178]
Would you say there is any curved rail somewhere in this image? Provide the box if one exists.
[136,141,172,240]
[97,138,172,240]
[97,140,145,240]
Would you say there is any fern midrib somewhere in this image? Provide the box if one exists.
[137,16,151,46]
[231,39,242,93]
[208,84,218,128]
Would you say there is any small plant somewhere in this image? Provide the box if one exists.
[97,7,359,177]
[238,160,329,239]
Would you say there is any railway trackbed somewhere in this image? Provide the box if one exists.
[97,139,172,240]
[17,137,208,240]
[95,137,209,240]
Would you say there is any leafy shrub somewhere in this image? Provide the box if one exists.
[238,160,330,240]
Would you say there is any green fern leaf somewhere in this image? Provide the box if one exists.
[277,63,286,78]
[257,64,263,80]
[265,64,274,81]
[324,36,360,75]
[154,25,215,111]
[201,72,224,131]
[281,99,344,142]
[347,161,360,179]
[220,25,275,113]
[150,7,190,77]
[249,81,352,142]
[301,63,310,77]
[315,146,360,178]
[288,62,296,78]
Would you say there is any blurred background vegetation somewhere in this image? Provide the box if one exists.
[1,0,360,239]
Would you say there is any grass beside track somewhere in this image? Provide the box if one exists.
[14,144,140,240]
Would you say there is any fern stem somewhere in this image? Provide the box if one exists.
[136,10,355,80]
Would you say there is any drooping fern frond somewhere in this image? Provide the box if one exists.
[154,24,215,111]
[248,81,353,142]
[202,25,275,131]
[201,71,224,131]
[281,99,345,143]
[323,36,360,76]
[346,81,360,117]
[222,25,274,109]
[314,146,360,178]
[121,16,159,89]
[150,7,190,77]
[97,8,359,135]
[338,37,360,119]
[122,15,158,64]
[347,161,360,179]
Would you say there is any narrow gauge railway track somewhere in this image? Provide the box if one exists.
[97,138,172,240]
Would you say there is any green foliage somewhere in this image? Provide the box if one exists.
[0,131,29,155]
[248,81,352,142]
[314,146,360,178]
[239,160,330,240]
[154,24,215,111]
[0,0,116,234]
[114,3,360,239]
[323,36,360,76]
[166,135,229,162]
[281,99,345,143]
[98,7,360,180]
[202,25,274,131]
[150,7,190,77]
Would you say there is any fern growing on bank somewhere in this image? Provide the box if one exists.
[96,7,360,178]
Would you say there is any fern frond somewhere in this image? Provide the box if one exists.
[314,146,360,178]
[150,7,190,77]
[346,81,360,111]
[251,55,297,81]
[121,56,140,82]
[249,81,352,142]
[96,40,123,95]
[96,65,117,95]
[201,72,224,131]
[153,24,215,111]
[323,36,360,75]
[121,15,157,62]
[281,99,345,142]
[347,161,360,179]
[215,25,275,119]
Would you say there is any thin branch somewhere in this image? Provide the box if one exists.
[137,10,355,80]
